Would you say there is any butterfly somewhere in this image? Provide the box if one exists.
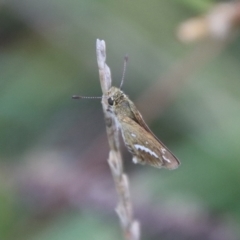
[106,86,180,169]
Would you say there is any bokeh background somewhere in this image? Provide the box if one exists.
[1,0,240,239]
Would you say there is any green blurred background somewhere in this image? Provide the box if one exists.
[1,0,240,239]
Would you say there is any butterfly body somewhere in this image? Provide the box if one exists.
[107,86,180,170]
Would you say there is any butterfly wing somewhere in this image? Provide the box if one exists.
[129,100,162,138]
[119,116,179,169]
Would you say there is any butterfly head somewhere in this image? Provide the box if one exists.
[107,86,125,110]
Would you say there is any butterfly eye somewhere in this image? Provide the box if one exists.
[108,97,114,106]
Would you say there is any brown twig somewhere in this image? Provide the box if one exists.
[96,39,140,240]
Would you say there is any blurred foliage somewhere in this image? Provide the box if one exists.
[0,0,240,239]
[29,211,122,240]
[175,0,213,12]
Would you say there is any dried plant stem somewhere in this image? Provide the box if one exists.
[96,39,140,240]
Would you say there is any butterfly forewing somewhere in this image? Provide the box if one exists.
[119,116,179,169]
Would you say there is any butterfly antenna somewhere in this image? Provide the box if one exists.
[119,55,128,90]
[72,95,102,100]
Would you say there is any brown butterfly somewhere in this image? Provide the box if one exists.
[106,86,180,169]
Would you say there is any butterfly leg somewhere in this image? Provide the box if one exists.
[132,156,146,165]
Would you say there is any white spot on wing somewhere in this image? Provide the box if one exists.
[162,155,171,163]
[131,133,136,138]
[134,144,159,158]
[161,148,166,154]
